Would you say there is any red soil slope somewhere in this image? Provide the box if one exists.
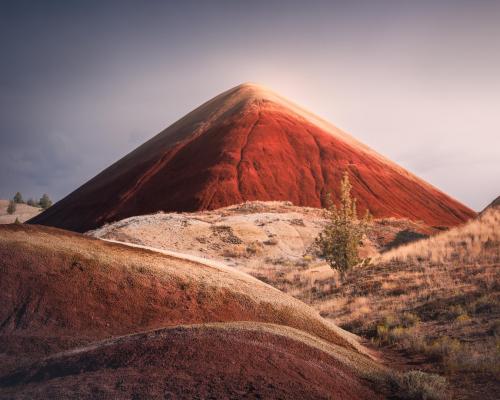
[0,224,367,363]
[0,323,382,400]
[0,224,385,398]
[29,83,475,232]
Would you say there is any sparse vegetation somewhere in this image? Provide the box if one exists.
[253,207,499,398]
[315,172,371,276]
[27,198,38,207]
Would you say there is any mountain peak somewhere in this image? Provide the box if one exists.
[227,82,282,102]
[234,82,268,91]
[29,85,476,232]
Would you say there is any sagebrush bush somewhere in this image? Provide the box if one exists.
[389,370,447,400]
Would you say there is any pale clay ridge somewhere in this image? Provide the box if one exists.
[102,238,274,285]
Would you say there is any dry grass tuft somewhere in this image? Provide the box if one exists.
[388,370,448,400]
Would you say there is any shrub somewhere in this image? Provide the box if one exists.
[426,336,462,361]
[315,171,371,277]
[401,312,420,327]
[376,324,415,346]
[389,370,447,400]
[444,341,500,373]
[263,237,278,245]
[27,198,38,207]
[246,241,262,256]
[294,257,311,268]
[268,257,291,266]
[376,324,390,343]
[454,313,471,325]
[7,200,16,215]
[373,313,422,347]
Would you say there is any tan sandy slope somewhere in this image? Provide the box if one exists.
[0,200,41,224]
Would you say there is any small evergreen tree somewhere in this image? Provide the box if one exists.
[315,171,371,277]
[7,200,16,215]
[13,192,24,203]
[14,217,21,224]
[27,198,37,207]
[39,194,52,209]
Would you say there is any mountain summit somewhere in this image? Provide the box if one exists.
[29,83,475,232]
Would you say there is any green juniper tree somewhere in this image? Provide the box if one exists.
[315,171,371,278]
[7,200,17,215]
[39,194,52,210]
[13,192,24,204]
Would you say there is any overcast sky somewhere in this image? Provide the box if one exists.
[1,0,499,210]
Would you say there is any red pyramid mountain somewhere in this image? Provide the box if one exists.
[29,83,475,232]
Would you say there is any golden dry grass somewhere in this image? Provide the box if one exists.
[254,208,500,399]
[379,208,499,265]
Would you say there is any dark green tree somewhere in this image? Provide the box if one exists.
[7,200,16,215]
[39,194,52,210]
[13,192,24,204]
[27,198,37,207]
[315,171,371,277]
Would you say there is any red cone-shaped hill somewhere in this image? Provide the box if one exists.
[29,83,475,232]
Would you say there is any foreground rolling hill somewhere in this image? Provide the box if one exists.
[29,83,475,232]
[0,224,389,399]
[89,200,500,399]
[1,323,383,400]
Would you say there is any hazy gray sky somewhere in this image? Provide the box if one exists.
[1,0,499,210]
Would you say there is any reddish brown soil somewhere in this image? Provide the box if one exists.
[0,224,366,361]
[28,83,475,232]
[0,323,383,400]
[0,224,387,398]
